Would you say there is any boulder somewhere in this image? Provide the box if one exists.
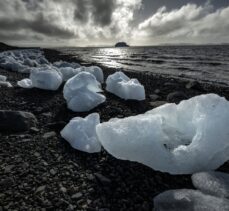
[0,110,37,132]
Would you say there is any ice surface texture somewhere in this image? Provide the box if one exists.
[0,75,7,82]
[192,171,229,198]
[96,94,229,174]
[0,49,49,73]
[106,71,145,100]
[61,113,101,153]
[18,66,63,90]
[154,189,229,211]
[80,66,104,83]
[0,75,12,87]
[63,72,106,112]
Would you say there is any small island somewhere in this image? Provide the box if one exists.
[115,42,129,47]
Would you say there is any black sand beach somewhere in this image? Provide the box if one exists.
[1,45,229,210]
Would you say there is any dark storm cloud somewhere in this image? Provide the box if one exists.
[91,0,115,26]
[73,0,116,26]
[73,0,89,23]
[0,14,75,39]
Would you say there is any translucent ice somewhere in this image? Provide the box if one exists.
[61,113,101,153]
[96,94,229,174]
[0,81,12,88]
[154,189,229,211]
[81,66,104,83]
[63,72,106,112]
[106,71,145,100]
[17,78,33,89]
[0,49,49,73]
[53,60,80,69]
[30,67,63,90]
[57,67,81,81]
[18,66,63,90]
[192,171,229,198]
[0,75,12,87]
[0,75,7,81]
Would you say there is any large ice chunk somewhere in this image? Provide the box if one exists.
[63,72,106,112]
[30,67,63,90]
[18,66,63,90]
[96,94,229,174]
[60,113,101,153]
[192,171,229,198]
[153,189,229,211]
[106,71,145,100]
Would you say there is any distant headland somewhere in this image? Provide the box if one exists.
[115,42,129,47]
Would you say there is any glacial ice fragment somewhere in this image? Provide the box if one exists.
[61,113,101,153]
[192,171,229,198]
[154,189,229,211]
[81,66,104,83]
[30,67,62,90]
[63,72,106,112]
[0,81,12,88]
[96,94,229,174]
[17,79,33,89]
[0,75,7,82]
[53,60,80,69]
[18,66,63,90]
[57,67,81,81]
[106,71,145,100]
[0,49,49,73]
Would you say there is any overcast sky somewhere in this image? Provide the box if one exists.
[0,0,228,47]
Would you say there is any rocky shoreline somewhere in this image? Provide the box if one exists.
[0,46,229,210]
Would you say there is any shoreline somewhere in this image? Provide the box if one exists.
[0,46,229,210]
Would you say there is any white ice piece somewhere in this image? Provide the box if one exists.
[0,81,12,87]
[63,72,106,112]
[81,66,104,83]
[0,75,7,81]
[106,71,145,100]
[61,113,101,153]
[192,171,229,198]
[154,189,229,211]
[53,60,80,69]
[96,94,229,174]
[30,67,62,90]
[57,67,81,81]
[0,49,49,73]
[17,78,33,89]
[18,66,62,90]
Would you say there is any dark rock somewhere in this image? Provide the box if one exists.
[0,110,37,132]
[45,121,67,132]
[164,82,178,87]
[30,127,39,133]
[115,42,129,47]
[94,173,111,186]
[149,101,167,108]
[43,131,56,139]
[149,94,160,101]
[167,91,188,103]
[186,80,200,89]
[71,192,83,200]
[154,89,161,94]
